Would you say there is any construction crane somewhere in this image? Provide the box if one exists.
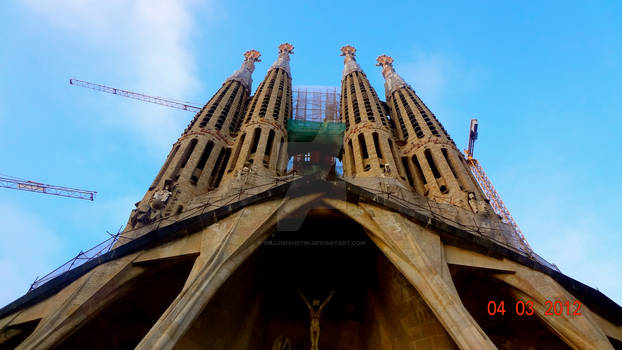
[0,175,96,201]
[69,78,201,113]
[463,119,533,254]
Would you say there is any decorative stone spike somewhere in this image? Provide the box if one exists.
[270,43,294,75]
[227,50,262,91]
[340,45,362,77]
[376,54,408,94]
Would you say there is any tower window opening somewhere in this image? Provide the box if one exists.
[178,139,198,171]
[215,83,240,131]
[388,139,402,176]
[424,149,441,179]
[341,81,351,130]
[273,80,284,120]
[249,128,261,154]
[442,148,462,190]
[230,94,247,134]
[245,80,265,124]
[276,137,285,174]
[357,75,374,121]
[350,77,361,124]
[228,133,245,172]
[397,90,424,139]
[209,148,231,189]
[406,90,439,137]
[263,130,276,168]
[200,84,231,128]
[347,140,356,175]
[191,141,215,184]
[358,133,369,159]
[440,185,449,194]
[372,132,383,159]
[176,205,184,214]
[259,71,277,118]
[412,154,427,184]
[401,157,414,186]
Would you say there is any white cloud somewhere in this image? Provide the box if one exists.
[20,0,202,152]
[0,201,62,307]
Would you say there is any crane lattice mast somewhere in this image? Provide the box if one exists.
[69,78,201,113]
[0,176,96,201]
[463,119,532,254]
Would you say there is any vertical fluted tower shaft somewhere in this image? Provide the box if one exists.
[125,50,261,229]
[340,46,407,185]
[377,55,488,210]
[224,43,294,181]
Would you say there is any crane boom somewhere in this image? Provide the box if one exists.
[463,119,532,255]
[69,78,201,113]
[0,176,96,201]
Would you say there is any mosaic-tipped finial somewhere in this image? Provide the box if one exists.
[278,43,294,55]
[340,45,362,77]
[340,45,356,58]
[375,54,408,94]
[271,43,294,74]
[226,49,262,90]
[243,49,262,63]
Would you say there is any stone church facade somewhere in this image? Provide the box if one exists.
[1,44,620,350]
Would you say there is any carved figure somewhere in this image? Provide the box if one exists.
[298,290,334,350]
[130,203,152,228]
[272,335,291,350]
[150,185,172,210]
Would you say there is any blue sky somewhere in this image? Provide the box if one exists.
[1,0,621,307]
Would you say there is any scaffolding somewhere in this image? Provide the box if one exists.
[293,86,340,122]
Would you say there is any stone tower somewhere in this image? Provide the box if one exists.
[339,45,408,188]
[1,45,621,350]
[126,50,261,230]
[376,54,488,211]
[223,43,293,186]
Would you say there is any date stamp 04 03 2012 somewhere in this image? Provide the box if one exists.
[487,300,582,317]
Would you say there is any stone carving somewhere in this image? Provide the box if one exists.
[298,289,335,350]
[376,54,409,94]
[468,192,490,216]
[149,185,172,211]
[272,335,291,350]
[271,43,294,75]
[130,203,152,228]
[226,49,262,90]
[340,45,362,77]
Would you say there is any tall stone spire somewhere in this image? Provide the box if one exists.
[340,45,362,77]
[376,54,408,95]
[222,43,294,187]
[339,45,409,188]
[270,43,294,75]
[226,50,261,91]
[124,50,261,230]
[377,54,489,212]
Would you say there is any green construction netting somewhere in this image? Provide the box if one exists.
[287,119,346,144]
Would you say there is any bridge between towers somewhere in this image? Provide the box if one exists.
[288,87,345,174]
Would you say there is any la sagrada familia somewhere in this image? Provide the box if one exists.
[1,43,620,349]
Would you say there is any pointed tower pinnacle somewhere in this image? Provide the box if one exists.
[226,50,262,91]
[123,50,261,233]
[376,54,409,95]
[270,43,294,75]
[339,45,409,188]
[376,54,490,212]
[221,43,294,188]
[340,45,362,77]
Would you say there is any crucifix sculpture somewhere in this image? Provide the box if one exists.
[297,289,335,350]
